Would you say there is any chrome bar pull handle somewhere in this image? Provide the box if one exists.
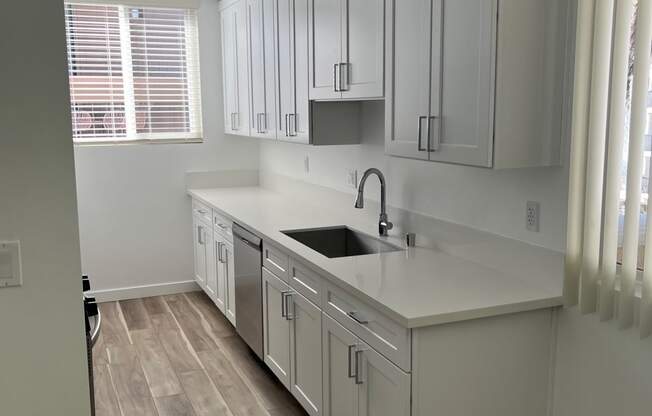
[339,63,349,91]
[281,290,289,318]
[333,63,340,92]
[285,292,294,320]
[428,116,439,152]
[347,345,357,378]
[285,114,289,137]
[288,114,297,137]
[354,350,364,384]
[197,226,204,245]
[417,116,427,151]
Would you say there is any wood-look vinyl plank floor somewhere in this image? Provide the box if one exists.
[93,293,308,416]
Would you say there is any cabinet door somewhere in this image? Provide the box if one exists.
[262,268,292,388]
[289,293,323,416]
[221,3,239,134]
[384,0,433,160]
[247,0,277,139]
[356,347,411,416]
[204,227,217,300]
[224,241,236,325]
[276,0,310,143]
[214,239,226,313]
[193,219,208,288]
[431,0,494,167]
[341,0,384,99]
[309,0,343,100]
[322,314,357,416]
[222,1,250,136]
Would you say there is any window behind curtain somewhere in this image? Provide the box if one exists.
[64,2,202,144]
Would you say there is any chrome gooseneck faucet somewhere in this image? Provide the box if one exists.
[354,168,393,236]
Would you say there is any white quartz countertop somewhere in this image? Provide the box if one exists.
[188,186,563,328]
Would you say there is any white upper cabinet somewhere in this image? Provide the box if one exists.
[385,0,570,168]
[384,0,433,160]
[221,0,250,136]
[247,0,277,139]
[309,0,384,100]
[275,0,311,143]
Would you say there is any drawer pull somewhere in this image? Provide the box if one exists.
[348,311,369,325]
[217,223,228,229]
[197,209,208,215]
[355,350,364,384]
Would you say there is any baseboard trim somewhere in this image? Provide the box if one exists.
[89,280,201,302]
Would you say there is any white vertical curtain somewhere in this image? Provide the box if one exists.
[565,0,652,338]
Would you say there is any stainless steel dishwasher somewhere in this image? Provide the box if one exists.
[232,223,264,359]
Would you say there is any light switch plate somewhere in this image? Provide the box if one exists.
[0,241,22,288]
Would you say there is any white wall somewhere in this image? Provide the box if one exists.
[0,2,91,414]
[260,101,570,251]
[553,308,652,416]
[74,0,258,295]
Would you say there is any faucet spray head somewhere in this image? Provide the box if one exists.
[354,191,364,209]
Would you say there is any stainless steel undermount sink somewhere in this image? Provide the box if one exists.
[282,226,403,258]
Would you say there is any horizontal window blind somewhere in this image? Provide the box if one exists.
[64,2,202,144]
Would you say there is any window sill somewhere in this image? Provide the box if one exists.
[73,138,203,147]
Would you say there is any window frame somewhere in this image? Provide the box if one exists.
[64,1,204,146]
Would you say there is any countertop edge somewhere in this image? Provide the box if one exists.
[188,189,563,329]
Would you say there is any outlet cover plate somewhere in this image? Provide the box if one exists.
[526,201,540,232]
[0,241,22,288]
[346,169,358,188]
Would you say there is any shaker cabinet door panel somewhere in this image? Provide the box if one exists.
[342,0,384,99]
[263,267,292,388]
[221,1,250,136]
[224,242,236,325]
[384,0,432,160]
[193,219,208,288]
[357,347,411,416]
[290,293,323,416]
[247,0,277,139]
[322,314,358,416]
[309,0,343,100]
[432,0,494,167]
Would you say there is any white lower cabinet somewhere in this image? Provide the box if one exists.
[322,314,410,416]
[192,216,210,289]
[213,239,226,313]
[214,231,235,324]
[322,313,358,416]
[263,267,292,387]
[223,239,236,325]
[289,290,323,415]
[263,267,324,415]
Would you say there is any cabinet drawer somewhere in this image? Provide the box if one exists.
[213,211,233,241]
[192,200,212,224]
[263,241,289,281]
[289,258,323,307]
[323,282,411,372]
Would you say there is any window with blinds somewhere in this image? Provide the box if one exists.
[64,2,202,144]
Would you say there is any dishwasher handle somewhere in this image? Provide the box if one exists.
[233,223,262,251]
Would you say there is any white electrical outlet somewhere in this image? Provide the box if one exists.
[526,201,540,232]
[346,169,358,188]
[304,156,310,174]
[0,241,22,288]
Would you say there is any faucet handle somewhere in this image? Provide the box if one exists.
[386,221,393,231]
